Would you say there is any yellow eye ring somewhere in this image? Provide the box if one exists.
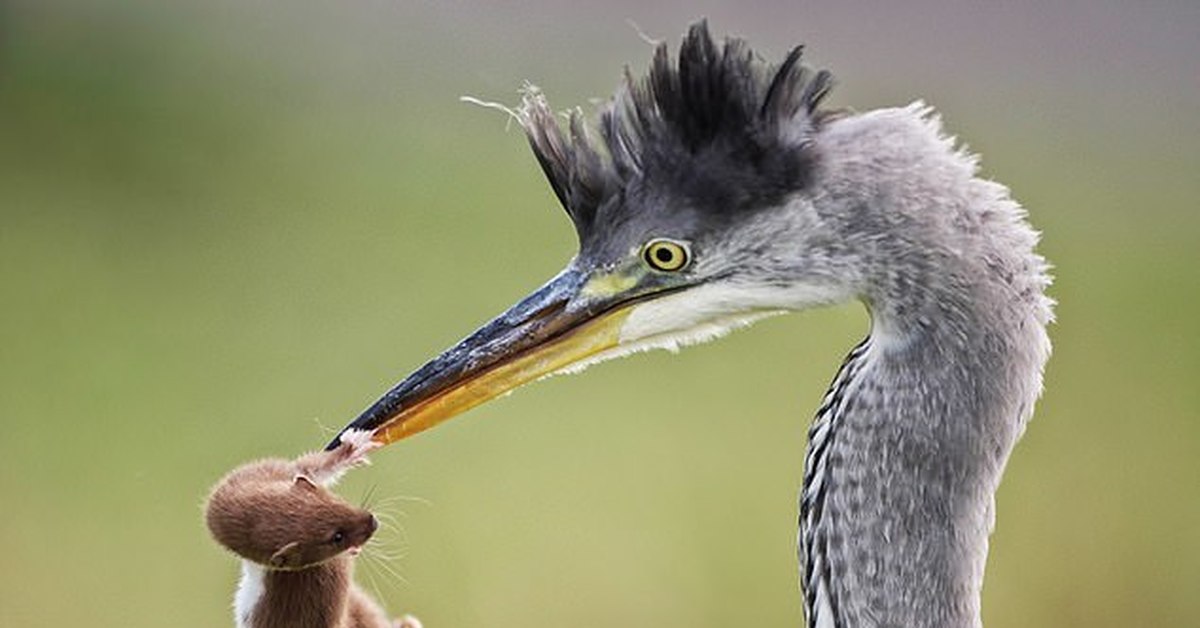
[642,238,692,272]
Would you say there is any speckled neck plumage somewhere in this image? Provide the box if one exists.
[797,106,1053,628]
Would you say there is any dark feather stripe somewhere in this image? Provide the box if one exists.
[800,337,871,628]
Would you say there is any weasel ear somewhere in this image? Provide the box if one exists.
[269,541,302,569]
[293,475,319,491]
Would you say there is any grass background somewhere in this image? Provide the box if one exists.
[1,1,1197,626]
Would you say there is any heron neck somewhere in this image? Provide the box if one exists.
[801,275,1049,628]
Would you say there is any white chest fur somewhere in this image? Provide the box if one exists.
[234,560,265,628]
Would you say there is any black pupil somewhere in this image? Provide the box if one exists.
[654,247,675,264]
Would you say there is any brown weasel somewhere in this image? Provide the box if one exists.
[206,430,421,628]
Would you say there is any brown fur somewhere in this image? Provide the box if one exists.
[205,433,421,628]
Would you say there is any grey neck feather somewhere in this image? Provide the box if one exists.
[797,104,1053,628]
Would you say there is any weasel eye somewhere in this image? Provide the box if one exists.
[330,529,346,545]
[642,238,691,272]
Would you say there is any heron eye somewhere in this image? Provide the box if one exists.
[642,239,691,272]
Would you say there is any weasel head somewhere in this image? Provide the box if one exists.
[207,473,378,571]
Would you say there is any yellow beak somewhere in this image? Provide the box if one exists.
[371,307,630,444]
[329,267,656,449]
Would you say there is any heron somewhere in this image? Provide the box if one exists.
[331,21,1053,628]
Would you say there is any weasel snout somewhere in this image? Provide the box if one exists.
[352,512,379,548]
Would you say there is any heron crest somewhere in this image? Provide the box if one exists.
[518,20,835,239]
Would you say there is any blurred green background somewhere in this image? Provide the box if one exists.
[2,1,1197,626]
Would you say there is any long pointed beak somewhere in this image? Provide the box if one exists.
[329,267,646,449]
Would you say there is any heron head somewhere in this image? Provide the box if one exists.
[334,21,852,447]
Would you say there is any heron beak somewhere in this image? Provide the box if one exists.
[330,266,655,448]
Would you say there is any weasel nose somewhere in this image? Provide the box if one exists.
[367,514,378,535]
